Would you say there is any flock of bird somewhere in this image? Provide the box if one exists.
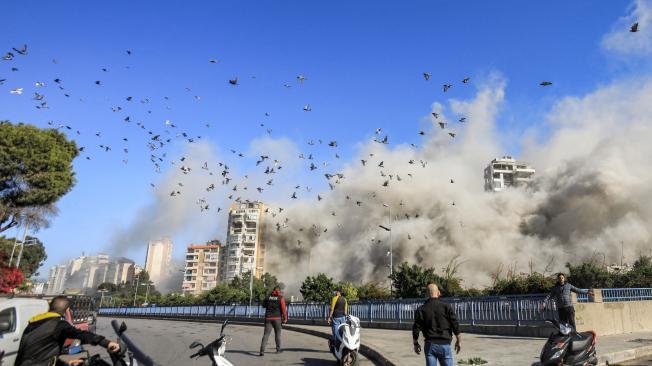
[0,20,641,246]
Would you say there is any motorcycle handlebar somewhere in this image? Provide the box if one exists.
[111,320,160,366]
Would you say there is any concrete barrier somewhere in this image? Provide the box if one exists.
[576,300,652,336]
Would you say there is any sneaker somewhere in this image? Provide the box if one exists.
[258,352,264,356]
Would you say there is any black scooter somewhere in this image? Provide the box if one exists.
[535,319,598,366]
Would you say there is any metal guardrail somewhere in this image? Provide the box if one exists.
[600,288,652,302]
[99,288,652,326]
[99,294,560,326]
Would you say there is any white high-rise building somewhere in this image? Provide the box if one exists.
[145,238,173,287]
[106,257,135,285]
[484,156,535,192]
[46,265,68,295]
[221,201,265,282]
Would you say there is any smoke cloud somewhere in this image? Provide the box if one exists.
[261,75,652,291]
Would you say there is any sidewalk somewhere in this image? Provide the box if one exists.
[287,324,652,366]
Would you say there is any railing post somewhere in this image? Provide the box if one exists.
[396,300,401,324]
[593,289,603,303]
[515,299,521,327]
[304,303,308,320]
[471,301,476,326]
[368,302,373,323]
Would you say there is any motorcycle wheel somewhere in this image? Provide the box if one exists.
[340,350,358,366]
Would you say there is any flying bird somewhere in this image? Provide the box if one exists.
[443,84,452,92]
[540,81,552,86]
[448,132,456,138]
[462,77,470,84]
[423,72,431,81]
[303,104,312,111]
[229,78,238,85]
[12,44,28,55]
[630,22,639,33]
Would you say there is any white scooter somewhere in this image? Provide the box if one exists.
[189,320,233,366]
[329,315,361,366]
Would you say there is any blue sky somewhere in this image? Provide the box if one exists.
[0,0,643,276]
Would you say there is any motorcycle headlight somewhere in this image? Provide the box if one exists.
[552,349,564,360]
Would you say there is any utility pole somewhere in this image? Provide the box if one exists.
[621,241,624,267]
[382,203,393,297]
[133,274,140,306]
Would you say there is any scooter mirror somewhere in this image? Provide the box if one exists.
[189,341,202,349]
[119,322,128,334]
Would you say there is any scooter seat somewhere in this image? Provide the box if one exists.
[570,333,593,353]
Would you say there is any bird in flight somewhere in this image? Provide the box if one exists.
[12,44,28,55]
[423,72,431,81]
[462,77,470,84]
[540,81,552,86]
[443,84,452,92]
[630,22,639,33]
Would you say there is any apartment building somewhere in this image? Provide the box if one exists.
[182,241,221,295]
[46,265,68,295]
[484,156,535,192]
[145,238,173,287]
[106,257,135,285]
[221,201,265,282]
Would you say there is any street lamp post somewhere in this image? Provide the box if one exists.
[382,203,393,297]
[141,283,152,305]
[133,275,141,306]
[9,221,31,268]
[16,238,38,269]
[98,289,109,307]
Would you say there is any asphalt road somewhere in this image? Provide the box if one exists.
[90,318,373,366]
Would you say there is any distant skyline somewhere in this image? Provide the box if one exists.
[2,1,651,281]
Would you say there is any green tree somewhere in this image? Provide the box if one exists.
[566,261,615,289]
[226,272,283,303]
[0,121,79,233]
[357,282,391,300]
[337,281,359,301]
[621,256,652,288]
[300,273,336,302]
[0,235,47,278]
[200,284,247,304]
[390,262,441,298]
[97,282,118,293]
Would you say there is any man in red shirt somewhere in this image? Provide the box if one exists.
[259,286,288,356]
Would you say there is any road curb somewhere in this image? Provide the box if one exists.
[101,315,397,366]
[599,343,652,365]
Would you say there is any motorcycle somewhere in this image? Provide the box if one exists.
[534,319,598,366]
[189,320,233,366]
[329,315,361,366]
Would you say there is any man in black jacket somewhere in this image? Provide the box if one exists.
[412,283,461,366]
[16,296,120,366]
[259,287,288,356]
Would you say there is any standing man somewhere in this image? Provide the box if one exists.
[412,283,461,366]
[327,287,348,345]
[543,273,593,331]
[259,286,287,356]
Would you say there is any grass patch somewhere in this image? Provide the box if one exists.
[458,357,488,365]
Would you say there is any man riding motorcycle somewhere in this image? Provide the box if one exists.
[15,296,120,366]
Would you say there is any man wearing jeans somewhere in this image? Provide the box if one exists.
[327,288,348,345]
[543,273,593,331]
[412,283,461,366]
